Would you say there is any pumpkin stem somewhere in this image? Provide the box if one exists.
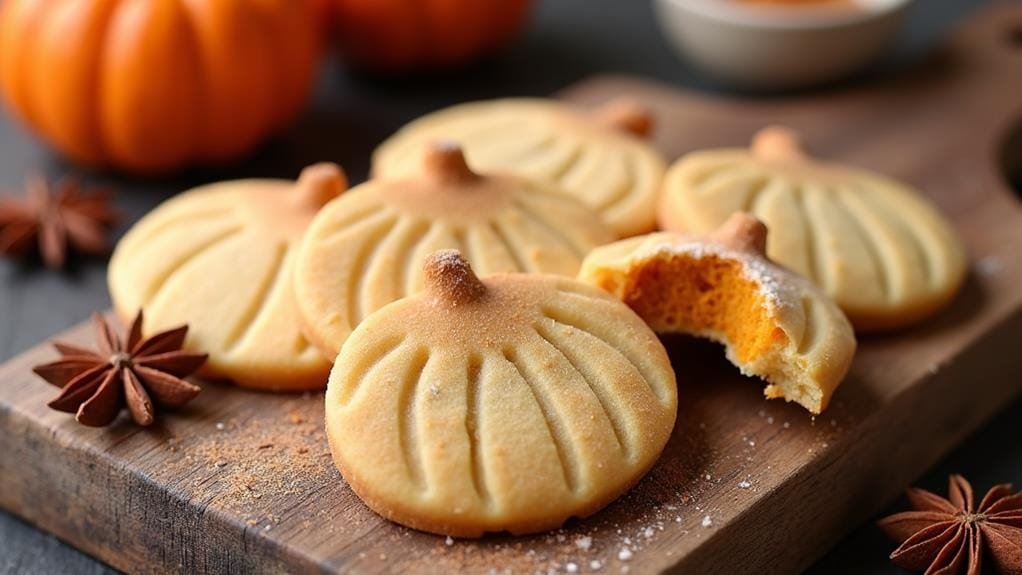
[295,163,347,209]
[423,249,487,305]
[711,212,768,255]
[423,141,479,184]
[591,98,653,138]
[751,126,810,163]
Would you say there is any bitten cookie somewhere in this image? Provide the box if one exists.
[579,213,856,414]
[295,142,615,358]
[326,250,678,537]
[372,98,666,237]
[108,164,344,391]
[658,126,967,331]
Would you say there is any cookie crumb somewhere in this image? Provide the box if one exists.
[618,547,633,561]
[701,515,713,528]
[575,536,593,551]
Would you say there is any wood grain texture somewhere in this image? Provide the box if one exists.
[2,4,1021,574]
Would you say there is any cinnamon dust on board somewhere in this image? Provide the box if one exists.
[152,389,848,572]
[161,393,334,529]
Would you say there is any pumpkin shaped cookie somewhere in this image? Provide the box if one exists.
[658,126,967,331]
[326,250,677,536]
[373,98,666,237]
[108,164,345,391]
[579,213,855,414]
[295,142,615,357]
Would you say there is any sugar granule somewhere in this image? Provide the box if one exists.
[976,255,1003,276]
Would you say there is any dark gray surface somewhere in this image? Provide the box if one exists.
[1,1,1016,574]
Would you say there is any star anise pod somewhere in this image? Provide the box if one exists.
[0,174,118,268]
[32,311,207,427]
[878,474,1022,575]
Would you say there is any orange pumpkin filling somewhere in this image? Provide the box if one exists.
[620,253,788,363]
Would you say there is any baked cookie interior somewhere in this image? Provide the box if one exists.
[580,213,856,413]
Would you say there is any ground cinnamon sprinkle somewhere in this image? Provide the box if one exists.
[414,482,705,574]
[146,364,850,572]
[159,391,335,529]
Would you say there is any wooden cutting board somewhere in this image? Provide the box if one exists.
[2,4,1021,574]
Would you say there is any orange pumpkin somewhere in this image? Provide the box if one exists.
[330,0,532,72]
[0,0,322,174]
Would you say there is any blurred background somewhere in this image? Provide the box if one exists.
[0,0,1017,574]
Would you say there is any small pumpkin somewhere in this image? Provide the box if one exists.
[0,0,322,174]
[329,0,532,72]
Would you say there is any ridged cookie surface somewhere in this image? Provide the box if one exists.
[108,165,343,390]
[295,143,615,357]
[373,98,666,237]
[658,127,966,331]
[326,251,677,536]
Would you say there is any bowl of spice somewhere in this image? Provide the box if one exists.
[653,0,913,89]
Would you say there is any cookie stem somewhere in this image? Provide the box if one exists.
[751,126,810,163]
[591,98,653,138]
[711,212,769,255]
[423,142,480,184]
[295,163,347,209]
[423,250,487,305]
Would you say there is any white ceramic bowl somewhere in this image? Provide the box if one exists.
[653,0,913,90]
